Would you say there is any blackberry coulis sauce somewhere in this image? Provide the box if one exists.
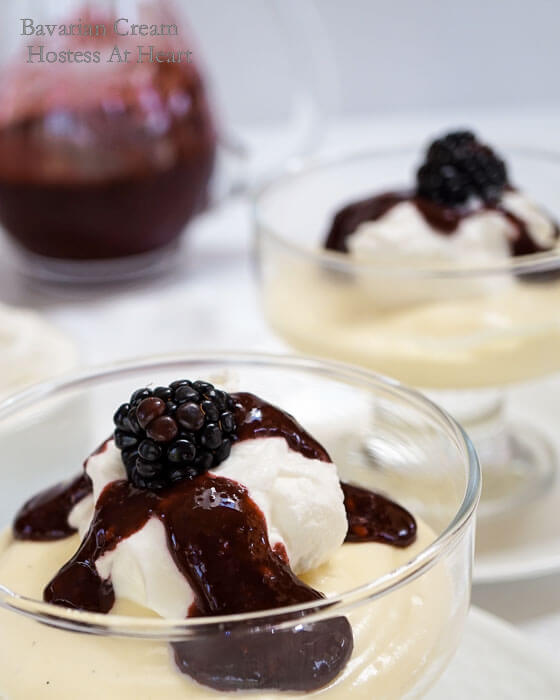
[13,392,416,693]
[13,473,92,542]
[0,61,215,260]
[325,189,559,259]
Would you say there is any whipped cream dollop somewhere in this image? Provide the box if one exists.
[343,191,558,309]
[69,437,347,619]
[501,191,558,249]
[348,191,557,267]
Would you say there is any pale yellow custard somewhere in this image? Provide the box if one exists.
[0,520,459,700]
[263,261,560,390]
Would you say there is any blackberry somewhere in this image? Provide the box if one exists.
[113,380,237,490]
[416,130,508,206]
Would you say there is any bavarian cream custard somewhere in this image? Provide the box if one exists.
[263,131,560,389]
[0,379,452,698]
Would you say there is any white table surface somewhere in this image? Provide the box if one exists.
[0,109,558,654]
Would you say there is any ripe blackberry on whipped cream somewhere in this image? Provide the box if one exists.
[11,379,418,694]
[325,130,559,267]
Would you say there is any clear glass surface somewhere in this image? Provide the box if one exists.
[254,148,560,517]
[0,352,479,698]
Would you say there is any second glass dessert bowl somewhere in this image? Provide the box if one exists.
[255,146,560,518]
[0,352,479,699]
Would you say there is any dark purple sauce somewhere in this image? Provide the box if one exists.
[233,391,331,462]
[342,482,416,547]
[42,474,353,691]
[325,189,559,259]
[43,475,324,615]
[0,62,216,261]
[13,473,92,542]
[13,439,109,542]
[12,391,417,692]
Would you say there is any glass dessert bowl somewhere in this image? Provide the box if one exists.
[0,352,479,699]
[255,137,560,517]
[0,303,80,520]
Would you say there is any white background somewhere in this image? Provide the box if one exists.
[176,0,560,122]
[311,0,560,117]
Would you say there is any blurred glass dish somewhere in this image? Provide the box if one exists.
[0,301,77,397]
[254,147,560,518]
[0,352,479,698]
[0,301,81,519]
[0,0,329,283]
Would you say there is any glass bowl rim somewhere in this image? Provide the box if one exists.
[0,351,480,639]
[253,144,560,278]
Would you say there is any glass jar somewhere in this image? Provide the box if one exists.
[0,1,326,283]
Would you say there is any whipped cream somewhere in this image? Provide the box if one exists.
[348,201,512,267]
[217,438,347,574]
[346,201,513,309]
[501,191,557,249]
[348,190,558,268]
[70,437,347,619]
[344,192,557,309]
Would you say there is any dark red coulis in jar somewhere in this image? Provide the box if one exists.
[0,51,215,260]
[13,392,416,692]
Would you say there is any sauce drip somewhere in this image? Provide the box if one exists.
[325,189,559,259]
[43,474,353,691]
[43,475,325,614]
[233,391,331,462]
[13,473,92,542]
[12,391,417,692]
[342,482,416,547]
[13,439,108,542]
